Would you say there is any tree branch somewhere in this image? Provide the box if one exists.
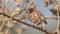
[0,12,50,34]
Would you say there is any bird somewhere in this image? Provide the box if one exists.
[26,4,47,29]
[50,2,60,16]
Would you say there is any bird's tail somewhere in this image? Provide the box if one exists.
[42,20,47,30]
[44,20,47,24]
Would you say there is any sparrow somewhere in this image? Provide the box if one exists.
[26,4,47,28]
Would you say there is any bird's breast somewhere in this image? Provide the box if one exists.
[29,12,41,23]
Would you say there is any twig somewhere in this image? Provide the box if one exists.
[54,4,60,34]
[45,16,60,19]
[0,20,5,31]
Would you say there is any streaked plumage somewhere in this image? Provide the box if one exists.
[26,4,47,28]
[29,9,47,25]
[29,9,42,25]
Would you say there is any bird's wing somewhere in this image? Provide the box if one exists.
[29,10,42,23]
[37,10,47,24]
[34,10,45,20]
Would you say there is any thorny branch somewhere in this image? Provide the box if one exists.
[0,11,50,34]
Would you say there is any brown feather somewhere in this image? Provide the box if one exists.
[29,8,47,25]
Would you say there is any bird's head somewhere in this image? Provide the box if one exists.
[26,4,35,14]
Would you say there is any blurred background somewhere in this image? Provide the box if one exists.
[0,0,60,34]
